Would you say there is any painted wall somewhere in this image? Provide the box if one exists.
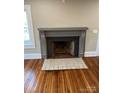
[24,0,99,54]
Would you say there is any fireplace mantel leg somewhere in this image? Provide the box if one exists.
[39,31,47,59]
[79,31,86,57]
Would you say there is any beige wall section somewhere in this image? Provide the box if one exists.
[24,0,99,54]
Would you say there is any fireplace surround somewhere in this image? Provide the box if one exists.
[38,27,88,59]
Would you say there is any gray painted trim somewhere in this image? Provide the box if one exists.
[38,27,88,59]
[38,27,88,32]
[45,31,81,37]
[79,53,85,57]
[79,31,86,57]
[42,54,47,59]
[39,31,47,58]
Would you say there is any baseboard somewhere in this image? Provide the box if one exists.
[24,53,41,59]
[24,51,97,59]
[84,51,97,57]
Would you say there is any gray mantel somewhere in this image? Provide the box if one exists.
[38,27,88,31]
[38,27,88,59]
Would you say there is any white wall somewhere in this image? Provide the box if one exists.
[24,0,99,55]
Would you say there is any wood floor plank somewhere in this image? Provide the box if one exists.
[24,57,99,93]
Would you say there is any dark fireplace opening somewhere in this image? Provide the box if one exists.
[46,37,79,58]
[53,41,75,58]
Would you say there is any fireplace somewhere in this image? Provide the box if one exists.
[53,41,75,58]
[38,27,88,59]
[46,37,79,58]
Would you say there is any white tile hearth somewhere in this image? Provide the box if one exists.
[42,58,88,70]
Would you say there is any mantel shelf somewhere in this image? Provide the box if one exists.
[38,27,88,32]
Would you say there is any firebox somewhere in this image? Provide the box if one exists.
[46,37,79,58]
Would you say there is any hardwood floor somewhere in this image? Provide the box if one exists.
[24,57,99,93]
